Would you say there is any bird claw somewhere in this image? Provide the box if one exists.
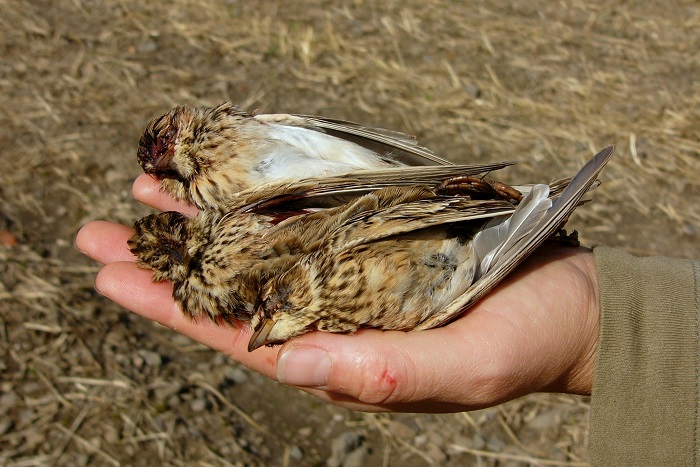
[550,229,580,247]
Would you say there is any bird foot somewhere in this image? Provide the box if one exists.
[550,229,580,247]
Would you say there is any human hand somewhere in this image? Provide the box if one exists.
[75,174,599,412]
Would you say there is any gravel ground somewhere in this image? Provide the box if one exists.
[1,1,698,465]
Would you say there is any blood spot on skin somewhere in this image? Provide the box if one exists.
[380,368,397,389]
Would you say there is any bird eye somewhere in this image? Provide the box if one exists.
[167,244,190,267]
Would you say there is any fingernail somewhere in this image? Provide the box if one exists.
[277,346,331,387]
[94,282,105,297]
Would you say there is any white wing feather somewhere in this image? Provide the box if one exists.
[473,184,552,277]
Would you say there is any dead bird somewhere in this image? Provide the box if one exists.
[137,102,452,210]
[249,147,614,350]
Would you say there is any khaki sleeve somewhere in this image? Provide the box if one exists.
[590,246,700,466]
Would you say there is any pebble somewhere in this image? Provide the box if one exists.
[413,433,428,447]
[342,446,370,467]
[327,431,362,467]
[224,366,249,385]
[153,382,182,400]
[103,168,123,185]
[137,39,158,54]
[103,424,119,444]
[466,83,482,98]
[529,408,562,429]
[138,350,162,367]
[167,395,181,409]
[190,397,209,412]
[289,445,304,460]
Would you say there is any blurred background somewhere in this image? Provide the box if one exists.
[1,1,698,465]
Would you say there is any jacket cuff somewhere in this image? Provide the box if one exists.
[590,246,699,465]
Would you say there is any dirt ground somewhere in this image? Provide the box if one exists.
[1,1,698,465]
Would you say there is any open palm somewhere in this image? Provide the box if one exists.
[76,174,599,413]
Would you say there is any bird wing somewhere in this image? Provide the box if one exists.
[231,163,515,212]
[415,145,615,330]
[323,196,518,253]
[255,113,453,166]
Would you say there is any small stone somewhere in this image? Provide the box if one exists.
[528,409,561,429]
[327,431,362,467]
[466,83,482,98]
[190,398,208,412]
[289,445,303,460]
[131,353,144,369]
[137,39,158,54]
[104,168,123,185]
[139,350,162,367]
[224,366,248,385]
[153,382,182,400]
[103,424,119,444]
[413,433,428,447]
[167,395,181,409]
[342,446,370,467]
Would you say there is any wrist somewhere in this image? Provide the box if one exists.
[547,248,600,395]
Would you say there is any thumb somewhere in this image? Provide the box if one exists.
[274,324,523,412]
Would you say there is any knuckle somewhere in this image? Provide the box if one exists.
[352,349,413,405]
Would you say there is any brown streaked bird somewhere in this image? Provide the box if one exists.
[129,209,269,323]
[249,146,614,351]
[137,102,453,210]
[128,177,468,323]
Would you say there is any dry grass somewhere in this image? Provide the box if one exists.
[1,1,698,465]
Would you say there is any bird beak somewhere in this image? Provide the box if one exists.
[248,310,276,352]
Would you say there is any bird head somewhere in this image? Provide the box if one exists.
[248,269,315,351]
[137,103,250,207]
[128,211,194,283]
[138,105,211,182]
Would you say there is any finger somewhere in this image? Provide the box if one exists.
[132,174,199,216]
[95,261,280,378]
[75,221,136,264]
